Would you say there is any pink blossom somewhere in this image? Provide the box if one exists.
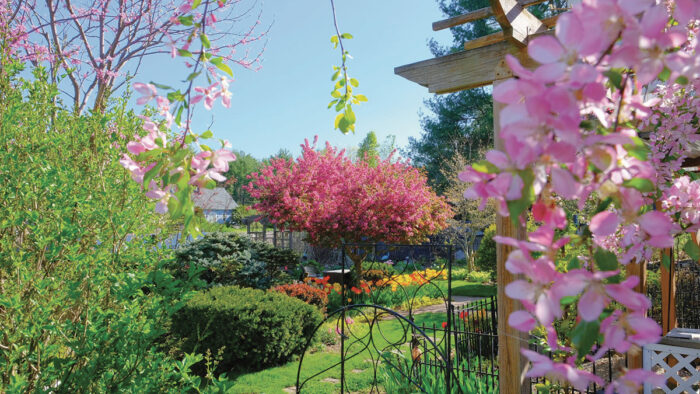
[522,350,603,392]
[133,82,157,105]
[604,369,666,394]
[589,211,621,237]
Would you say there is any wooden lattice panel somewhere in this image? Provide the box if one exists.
[643,343,700,394]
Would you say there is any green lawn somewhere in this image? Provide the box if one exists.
[448,281,496,298]
[223,280,495,392]
[226,312,449,393]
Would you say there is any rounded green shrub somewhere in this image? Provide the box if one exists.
[474,224,497,276]
[172,232,300,288]
[171,285,323,374]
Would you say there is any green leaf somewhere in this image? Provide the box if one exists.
[560,296,577,305]
[355,94,368,102]
[350,78,359,87]
[594,248,618,271]
[214,62,233,77]
[676,75,689,85]
[331,90,341,98]
[657,67,671,82]
[175,105,184,126]
[185,71,201,82]
[595,197,613,214]
[472,160,500,174]
[200,130,213,139]
[567,257,581,271]
[173,148,189,163]
[603,69,623,90]
[340,33,353,39]
[327,100,338,109]
[143,161,163,189]
[192,0,202,8]
[571,320,600,359]
[334,100,345,112]
[178,15,194,26]
[334,113,344,129]
[579,120,596,130]
[662,253,671,270]
[506,170,535,225]
[683,239,700,261]
[210,57,223,66]
[177,49,192,58]
[331,70,340,81]
[338,116,351,134]
[168,197,182,219]
[150,82,173,90]
[622,178,654,193]
[626,144,650,161]
[200,34,211,49]
[344,106,356,123]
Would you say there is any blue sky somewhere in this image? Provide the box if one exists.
[139,0,453,159]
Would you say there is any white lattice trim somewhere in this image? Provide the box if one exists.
[643,342,700,394]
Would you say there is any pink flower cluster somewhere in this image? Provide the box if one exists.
[662,175,700,231]
[245,137,451,247]
[120,82,235,215]
[462,0,700,390]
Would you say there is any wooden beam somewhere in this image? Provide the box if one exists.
[460,13,558,50]
[464,31,505,50]
[433,7,492,31]
[490,0,547,45]
[494,75,529,394]
[432,0,553,31]
[394,38,540,94]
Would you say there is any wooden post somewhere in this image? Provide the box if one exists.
[626,259,647,369]
[494,73,529,394]
[660,247,677,334]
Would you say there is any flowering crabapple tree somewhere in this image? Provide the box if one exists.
[3,0,267,113]
[245,137,452,276]
[460,0,700,391]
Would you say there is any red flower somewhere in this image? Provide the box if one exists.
[442,322,448,329]
[350,286,362,295]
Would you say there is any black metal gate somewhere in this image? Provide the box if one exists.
[295,243,499,393]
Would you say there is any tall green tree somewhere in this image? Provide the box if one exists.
[407,0,496,193]
[224,150,261,205]
[408,0,566,193]
[357,131,380,166]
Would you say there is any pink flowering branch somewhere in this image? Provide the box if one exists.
[461,0,700,391]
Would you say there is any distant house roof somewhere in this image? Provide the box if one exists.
[192,187,237,211]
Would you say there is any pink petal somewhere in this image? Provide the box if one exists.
[493,79,521,104]
[528,36,565,64]
[589,211,620,237]
[551,167,578,199]
[555,12,584,50]
[505,280,536,301]
[509,311,537,331]
[641,5,668,37]
[579,288,607,321]
[638,211,673,237]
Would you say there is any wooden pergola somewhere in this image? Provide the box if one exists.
[394,1,699,392]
